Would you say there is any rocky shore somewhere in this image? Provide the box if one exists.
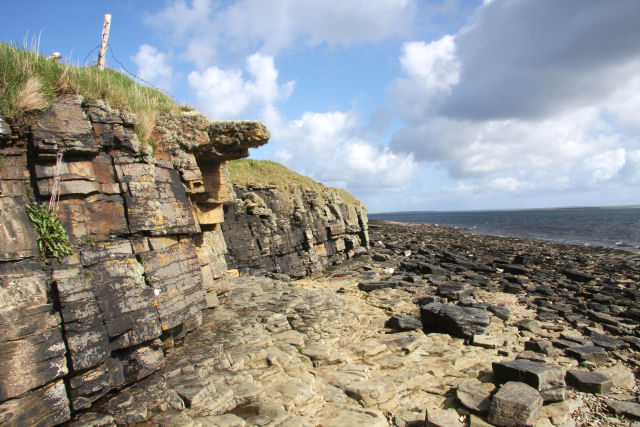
[64,220,640,426]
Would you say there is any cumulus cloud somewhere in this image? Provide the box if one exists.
[271,110,417,193]
[388,0,640,203]
[187,53,294,119]
[187,52,416,193]
[388,36,460,123]
[147,0,416,64]
[131,44,173,91]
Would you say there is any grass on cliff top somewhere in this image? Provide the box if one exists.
[0,42,189,145]
[228,159,359,204]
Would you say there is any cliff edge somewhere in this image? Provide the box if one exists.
[223,160,369,278]
[0,96,268,425]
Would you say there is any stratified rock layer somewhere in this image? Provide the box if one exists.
[222,183,368,278]
[0,97,344,426]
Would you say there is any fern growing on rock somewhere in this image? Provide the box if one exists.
[26,202,73,259]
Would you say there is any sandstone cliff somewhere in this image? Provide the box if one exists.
[223,160,369,278]
[0,95,365,426]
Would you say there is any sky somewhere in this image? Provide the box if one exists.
[2,0,640,212]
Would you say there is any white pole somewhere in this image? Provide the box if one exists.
[97,14,111,70]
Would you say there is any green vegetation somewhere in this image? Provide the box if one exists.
[0,42,189,148]
[227,159,358,204]
[26,203,74,259]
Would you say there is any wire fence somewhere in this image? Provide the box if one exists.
[82,44,176,101]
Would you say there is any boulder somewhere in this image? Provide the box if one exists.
[386,314,423,331]
[564,346,608,363]
[420,303,491,339]
[488,381,543,427]
[566,370,612,394]
[492,359,565,402]
[437,282,475,300]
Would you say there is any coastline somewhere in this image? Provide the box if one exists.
[368,214,640,254]
[73,219,640,426]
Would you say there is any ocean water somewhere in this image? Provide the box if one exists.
[369,207,640,252]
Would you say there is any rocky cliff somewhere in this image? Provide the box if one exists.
[222,161,369,278]
[0,96,367,426]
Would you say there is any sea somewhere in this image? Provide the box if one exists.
[369,206,640,252]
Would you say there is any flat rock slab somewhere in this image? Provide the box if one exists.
[386,314,422,331]
[421,303,491,338]
[472,334,505,349]
[606,399,640,419]
[515,319,543,334]
[488,381,543,427]
[492,359,565,402]
[525,340,555,356]
[564,345,609,363]
[560,268,594,283]
[425,407,463,427]
[437,282,476,300]
[456,382,491,413]
[566,370,612,394]
[588,332,628,351]
[358,282,397,292]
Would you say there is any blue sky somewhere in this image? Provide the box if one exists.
[2,0,640,212]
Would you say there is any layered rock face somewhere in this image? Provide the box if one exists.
[0,97,273,425]
[222,182,369,278]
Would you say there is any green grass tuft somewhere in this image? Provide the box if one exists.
[0,42,190,146]
[227,159,359,204]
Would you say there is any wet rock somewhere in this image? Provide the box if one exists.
[488,381,543,427]
[501,263,530,276]
[437,281,476,300]
[564,346,609,363]
[588,331,628,351]
[386,314,423,331]
[525,340,555,356]
[561,268,595,283]
[420,303,491,338]
[492,359,565,402]
[359,281,397,292]
[566,370,612,394]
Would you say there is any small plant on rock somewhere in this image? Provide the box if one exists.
[26,202,73,259]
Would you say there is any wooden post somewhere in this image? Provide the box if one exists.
[97,14,111,70]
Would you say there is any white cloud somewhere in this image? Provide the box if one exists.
[271,110,416,192]
[389,36,460,123]
[187,52,416,193]
[585,149,627,184]
[147,0,416,64]
[131,44,173,91]
[187,53,294,119]
[387,0,640,204]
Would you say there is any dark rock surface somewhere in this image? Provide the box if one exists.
[492,359,566,402]
[222,182,368,278]
[421,302,491,338]
[0,99,274,425]
[488,381,543,426]
[566,370,613,394]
